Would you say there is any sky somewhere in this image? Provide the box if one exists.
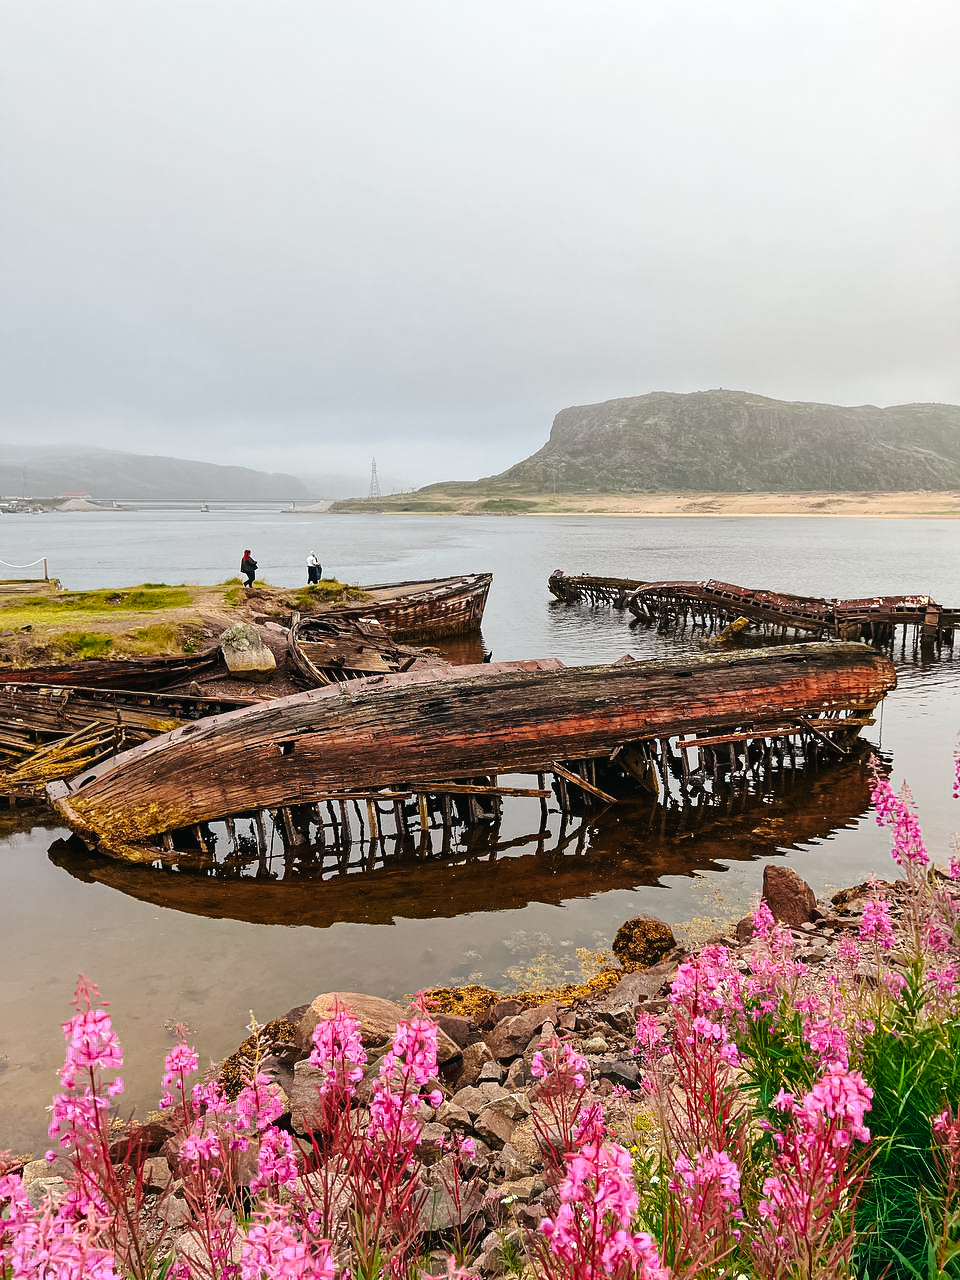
[1,1,958,495]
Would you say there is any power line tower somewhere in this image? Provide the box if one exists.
[368,457,382,499]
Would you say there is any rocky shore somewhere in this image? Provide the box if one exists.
[12,863,904,1274]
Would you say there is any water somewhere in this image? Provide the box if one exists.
[1,509,958,1149]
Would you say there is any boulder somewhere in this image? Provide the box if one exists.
[484,1001,559,1062]
[762,864,818,928]
[218,623,277,683]
[612,917,677,971]
[448,1040,496,1092]
[298,991,460,1065]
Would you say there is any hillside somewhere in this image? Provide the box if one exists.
[439,390,960,495]
[0,444,311,502]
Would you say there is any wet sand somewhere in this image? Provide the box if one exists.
[524,491,960,518]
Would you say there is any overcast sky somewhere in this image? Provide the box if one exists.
[1,1,957,493]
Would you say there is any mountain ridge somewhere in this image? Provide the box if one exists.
[430,390,960,494]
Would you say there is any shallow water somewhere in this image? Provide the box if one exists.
[1,510,958,1149]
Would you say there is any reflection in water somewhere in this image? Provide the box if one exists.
[49,743,877,929]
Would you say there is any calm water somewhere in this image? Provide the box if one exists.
[2,509,959,1148]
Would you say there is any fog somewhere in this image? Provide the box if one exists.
[1,1,957,492]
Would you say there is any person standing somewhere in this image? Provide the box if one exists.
[240,549,258,588]
[306,551,322,584]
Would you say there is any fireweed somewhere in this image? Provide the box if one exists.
[9,750,960,1279]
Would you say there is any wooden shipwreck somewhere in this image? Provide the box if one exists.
[46,642,896,861]
[548,571,958,650]
[321,573,492,641]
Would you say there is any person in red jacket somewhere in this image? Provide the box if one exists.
[240,549,258,588]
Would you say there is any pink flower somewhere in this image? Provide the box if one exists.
[870,770,929,868]
[308,1008,367,1098]
[859,898,895,950]
[634,1011,666,1051]
[161,1042,198,1090]
[249,1127,299,1195]
[240,1205,334,1280]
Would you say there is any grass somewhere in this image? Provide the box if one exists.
[0,577,365,667]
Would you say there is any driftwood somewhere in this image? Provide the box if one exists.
[47,644,895,855]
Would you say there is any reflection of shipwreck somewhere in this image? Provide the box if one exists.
[47,642,896,863]
[548,571,957,651]
[46,743,877,927]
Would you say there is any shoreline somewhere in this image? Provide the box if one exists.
[328,490,960,519]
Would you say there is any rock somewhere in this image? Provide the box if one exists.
[415,1122,448,1166]
[484,1002,560,1062]
[480,999,525,1030]
[595,1058,641,1090]
[288,1060,329,1137]
[142,1155,173,1192]
[475,1095,530,1150]
[298,991,460,1065]
[437,1099,473,1132]
[160,1192,193,1232]
[416,1165,486,1234]
[493,1143,534,1181]
[762,864,818,928]
[219,623,277,682]
[478,1060,503,1084]
[734,914,755,943]
[449,1040,496,1091]
[581,1034,609,1055]
[612,917,677,971]
[601,958,679,1007]
[434,1013,483,1049]
[503,1057,531,1091]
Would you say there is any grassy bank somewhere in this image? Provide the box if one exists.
[0,578,369,667]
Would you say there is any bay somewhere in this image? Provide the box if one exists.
[1,508,958,1149]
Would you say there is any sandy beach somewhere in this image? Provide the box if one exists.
[330,490,960,518]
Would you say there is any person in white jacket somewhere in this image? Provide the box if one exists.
[306,551,322,585]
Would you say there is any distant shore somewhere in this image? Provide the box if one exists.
[328,490,960,518]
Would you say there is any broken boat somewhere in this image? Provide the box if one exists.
[323,572,492,641]
[46,641,896,861]
[288,613,455,687]
[547,571,958,649]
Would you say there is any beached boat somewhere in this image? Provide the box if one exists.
[325,572,492,641]
[0,647,226,690]
[47,642,895,860]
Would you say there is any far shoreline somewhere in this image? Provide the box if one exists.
[326,490,960,519]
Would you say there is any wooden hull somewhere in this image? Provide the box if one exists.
[0,648,225,690]
[48,643,895,853]
[0,682,254,742]
[328,573,492,641]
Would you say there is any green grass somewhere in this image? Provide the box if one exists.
[478,498,538,513]
[47,631,115,661]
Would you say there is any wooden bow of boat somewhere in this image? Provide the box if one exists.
[46,643,895,859]
[324,572,492,641]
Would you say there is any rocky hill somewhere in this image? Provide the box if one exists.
[445,390,960,493]
[0,444,311,502]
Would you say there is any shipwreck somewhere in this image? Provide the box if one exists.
[46,641,896,863]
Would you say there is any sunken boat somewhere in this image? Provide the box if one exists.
[547,571,957,649]
[47,641,896,861]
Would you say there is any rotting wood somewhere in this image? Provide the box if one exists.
[46,642,896,858]
[548,571,959,651]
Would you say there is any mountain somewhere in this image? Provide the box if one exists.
[437,390,960,493]
[0,444,311,502]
